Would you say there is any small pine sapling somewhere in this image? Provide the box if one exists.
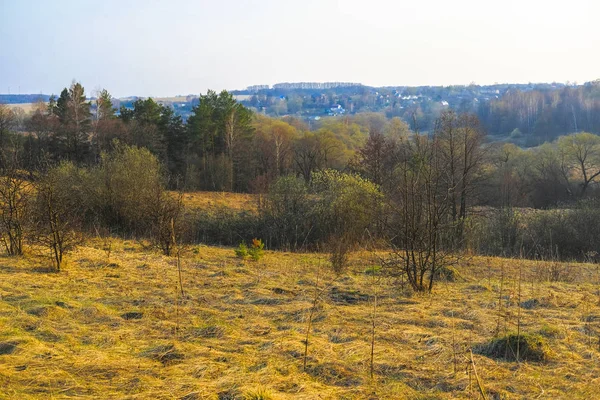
[248,238,265,261]
[235,242,249,259]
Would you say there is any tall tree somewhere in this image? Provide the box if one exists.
[118,97,188,185]
[24,101,59,169]
[50,82,92,163]
[92,89,120,160]
[95,89,116,121]
[349,130,394,187]
[0,104,16,167]
[385,133,456,292]
[385,117,411,141]
[188,90,253,191]
[292,131,346,183]
[435,111,486,240]
[160,107,188,186]
[557,132,600,196]
[119,98,165,154]
[252,115,298,185]
[293,132,322,183]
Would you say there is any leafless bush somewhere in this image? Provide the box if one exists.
[328,236,350,275]
[533,261,574,283]
[148,190,185,256]
[0,157,31,256]
[31,162,85,271]
[384,133,461,292]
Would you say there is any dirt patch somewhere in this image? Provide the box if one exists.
[250,297,283,306]
[26,306,53,317]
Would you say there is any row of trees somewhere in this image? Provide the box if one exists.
[486,132,600,208]
[3,82,413,192]
[479,83,600,142]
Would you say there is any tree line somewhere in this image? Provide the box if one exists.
[479,82,600,143]
[236,80,600,142]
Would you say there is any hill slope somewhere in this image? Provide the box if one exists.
[1,241,599,399]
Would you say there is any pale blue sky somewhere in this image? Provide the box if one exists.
[1,0,598,97]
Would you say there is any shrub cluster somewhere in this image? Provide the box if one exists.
[468,203,600,261]
[0,144,183,269]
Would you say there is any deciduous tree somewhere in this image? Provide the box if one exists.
[557,132,600,196]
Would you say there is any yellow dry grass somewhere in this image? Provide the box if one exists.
[5,103,37,113]
[1,241,600,399]
[177,191,259,214]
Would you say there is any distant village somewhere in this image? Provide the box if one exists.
[143,81,569,122]
[1,81,584,136]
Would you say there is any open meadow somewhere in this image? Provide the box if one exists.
[1,239,600,399]
[3,0,600,398]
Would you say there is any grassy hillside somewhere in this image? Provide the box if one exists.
[5,103,37,113]
[179,191,258,214]
[1,240,599,399]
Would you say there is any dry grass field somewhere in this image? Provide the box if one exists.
[5,103,37,113]
[1,239,600,399]
[179,192,259,214]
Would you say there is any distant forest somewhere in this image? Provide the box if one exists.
[3,80,599,147]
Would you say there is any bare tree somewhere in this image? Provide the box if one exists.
[31,163,84,271]
[557,132,600,196]
[148,189,184,256]
[25,101,58,167]
[293,133,323,183]
[435,111,486,241]
[384,133,459,292]
[0,153,30,255]
[0,104,16,168]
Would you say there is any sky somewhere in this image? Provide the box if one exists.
[1,0,599,98]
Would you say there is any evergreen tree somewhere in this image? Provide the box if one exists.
[96,89,116,120]
[54,88,70,123]
[187,90,253,191]
[49,82,92,163]
[91,89,120,160]
[117,97,190,185]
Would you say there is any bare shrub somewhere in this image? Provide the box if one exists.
[328,236,350,275]
[0,157,31,256]
[31,162,85,271]
[385,133,460,292]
